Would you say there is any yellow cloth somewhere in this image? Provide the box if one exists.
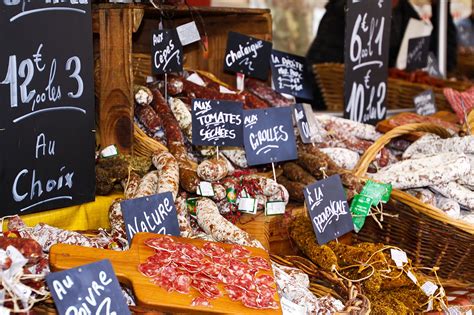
[2,193,123,231]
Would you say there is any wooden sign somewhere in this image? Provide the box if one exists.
[152,29,183,74]
[304,175,353,245]
[46,259,131,315]
[344,0,391,124]
[120,192,181,242]
[224,32,272,80]
[191,99,244,146]
[243,107,297,166]
[0,0,95,215]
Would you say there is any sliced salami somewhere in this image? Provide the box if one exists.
[225,285,246,301]
[231,245,251,259]
[202,241,226,258]
[247,257,271,270]
[173,274,192,294]
[191,297,212,307]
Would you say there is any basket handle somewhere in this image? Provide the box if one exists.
[353,123,452,177]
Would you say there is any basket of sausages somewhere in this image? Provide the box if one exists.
[351,122,474,284]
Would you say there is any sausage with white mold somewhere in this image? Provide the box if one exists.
[320,148,360,170]
[431,181,474,211]
[174,196,194,238]
[134,171,160,198]
[152,151,180,200]
[403,135,474,160]
[221,147,248,168]
[121,171,141,199]
[197,156,229,182]
[435,196,461,219]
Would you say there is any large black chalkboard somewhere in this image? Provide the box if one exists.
[344,0,391,124]
[0,1,95,215]
[192,99,244,146]
[243,107,297,166]
[224,32,272,80]
[151,29,183,74]
[46,259,131,315]
[270,50,313,100]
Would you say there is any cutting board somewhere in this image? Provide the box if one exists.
[49,233,282,315]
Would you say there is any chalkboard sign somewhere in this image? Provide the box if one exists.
[425,52,442,78]
[243,107,297,166]
[270,50,313,100]
[293,103,315,144]
[152,29,183,74]
[414,90,436,116]
[344,0,391,124]
[120,192,181,242]
[304,175,353,245]
[192,99,244,146]
[406,36,430,71]
[224,32,272,80]
[0,1,95,216]
[46,259,131,315]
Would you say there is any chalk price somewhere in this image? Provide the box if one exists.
[1,44,83,112]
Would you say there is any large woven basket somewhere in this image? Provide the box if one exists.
[352,123,474,284]
[313,63,470,112]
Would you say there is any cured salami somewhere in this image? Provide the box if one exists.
[121,171,141,199]
[170,97,192,140]
[135,104,162,133]
[221,148,248,168]
[134,85,153,106]
[320,148,360,170]
[431,181,474,210]
[403,135,474,159]
[276,176,305,202]
[109,199,126,239]
[191,297,212,307]
[197,157,229,182]
[134,170,159,198]
[315,114,382,142]
[248,257,271,270]
[174,196,194,237]
[245,78,294,107]
[282,162,316,185]
[152,151,180,199]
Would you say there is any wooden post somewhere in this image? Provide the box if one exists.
[97,5,143,154]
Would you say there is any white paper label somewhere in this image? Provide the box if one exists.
[0,306,9,315]
[280,297,306,315]
[219,85,236,94]
[236,73,245,92]
[186,73,206,87]
[176,21,201,46]
[466,310,472,315]
[198,181,215,197]
[406,270,418,284]
[390,249,408,268]
[100,145,118,158]
[426,299,434,312]
[238,197,257,214]
[421,281,438,296]
[265,201,286,215]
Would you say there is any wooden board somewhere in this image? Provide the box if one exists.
[49,233,281,315]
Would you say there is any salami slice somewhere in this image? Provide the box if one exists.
[191,297,212,307]
[202,241,227,258]
[138,262,161,278]
[225,285,246,301]
[255,274,275,287]
[247,257,271,270]
[173,274,192,294]
[231,245,251,259]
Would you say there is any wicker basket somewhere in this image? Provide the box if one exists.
[313,63,470,112]
[469,110,474,134]
[352,123,474,284]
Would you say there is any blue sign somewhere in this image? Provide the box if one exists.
[46,259,131,315]
[304,175,354,245]
[121,192,180,242]
[243,107,297,166]
[192,99,244,146]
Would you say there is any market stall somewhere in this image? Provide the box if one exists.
[0,1,473,314]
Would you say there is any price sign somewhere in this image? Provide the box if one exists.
[0,0,95,215]
[46,259,131,315]
[414,90,436,116]
[152,29,183,74]
[406,36,430,71]
[344,0,391,124]
[304,175,353,245]
[270,50,313,100]
[293,103,316,143]
[191,99,244,146]
[224,32,272,80]
[120,192,181,242]
[243,107,297,166]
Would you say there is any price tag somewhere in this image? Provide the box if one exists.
[304,175,353,245]
[414,90,436,116]
[406,36,430,71]
[421,281,438,296]
[350,194,372,233]
[46,260,131,315]
[238,197,257,214]
[100,145,119,158]
[121,192,181,242]
[197,181,215,197]
[293,103,317,144]
[343,0,391,124]
[265,201,286,216]
[406,270,418,284]
[270,50,313,100]
[360,180,392,205]
[151,29,183,74]
[243,107,297,166]
[191,99,244,147]
[280,297,306,315]
[224,32,272,80]
[0,1,95,216]
[186,73,206,86]
[176,21,201,46]
[390,249,408,268]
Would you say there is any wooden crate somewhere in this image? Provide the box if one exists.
[92,4,272,153]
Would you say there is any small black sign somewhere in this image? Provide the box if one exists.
[243,107,297,166]
[304,175,354,245]
[270,50,313,100]
[192,99,244,146]
[406,36,430,71]
[425,52,442,78]
[414,90,436,116]
[344,0,391,124]
[224,32,272,80]
[0,1,95,215]
[46,259,131,315]
[151,29,183,74]
[293,103,313,143]
[121,192,181,242]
